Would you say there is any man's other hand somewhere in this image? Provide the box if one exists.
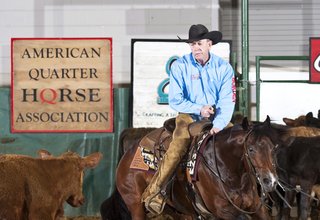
[200,105,215,118]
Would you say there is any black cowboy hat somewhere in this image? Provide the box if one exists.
[185,24,222,44]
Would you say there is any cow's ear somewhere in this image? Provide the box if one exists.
[38,149,52,158]
[265,115,271,125]
[81,152,103,169]
[283,118,294,126]
[306,112,314,119]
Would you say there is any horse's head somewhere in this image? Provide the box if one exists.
[242,116,279,193]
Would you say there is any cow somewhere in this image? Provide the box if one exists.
[283,111,320,128]
[281,112,320,219]
[273,135,320,220]
[0,149,102,220]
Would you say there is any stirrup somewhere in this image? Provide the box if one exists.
[144,193,167,215]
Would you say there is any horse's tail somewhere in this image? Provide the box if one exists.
[100,188,131,220]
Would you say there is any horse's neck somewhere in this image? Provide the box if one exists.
[214,132,245,160]
[204,137,246,182]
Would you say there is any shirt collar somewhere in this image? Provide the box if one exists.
[190,52,211,67]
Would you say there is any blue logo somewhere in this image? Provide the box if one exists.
[157,55,180,104]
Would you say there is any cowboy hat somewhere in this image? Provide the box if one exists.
[185,24,222,44]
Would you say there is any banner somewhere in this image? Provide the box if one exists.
[11,38,113,133]
[310,37,320,83]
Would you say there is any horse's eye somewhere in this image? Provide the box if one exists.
[249,147,255,153]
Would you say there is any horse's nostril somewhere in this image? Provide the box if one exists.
[263,178,271,185]
[262,175,277,191]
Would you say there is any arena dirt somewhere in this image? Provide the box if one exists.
[62,216,100,220]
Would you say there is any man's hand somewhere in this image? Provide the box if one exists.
[200,105,215,118]
[210,127,220,134]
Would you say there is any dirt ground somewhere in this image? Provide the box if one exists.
[60,206,313,220]
[62,216,100,220]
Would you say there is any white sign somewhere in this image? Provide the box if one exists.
[259,82,320,124]
[131,39,231,128]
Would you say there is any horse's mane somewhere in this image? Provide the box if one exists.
[229,123,244,131]
[247,121,289,145]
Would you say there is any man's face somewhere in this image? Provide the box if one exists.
[189,39,212,64]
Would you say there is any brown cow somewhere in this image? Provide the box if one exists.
[283,111,320,128]
[0,150,102,220]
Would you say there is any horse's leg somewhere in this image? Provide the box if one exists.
[122,194,146,220]
[118,176,147,220]
[116,147,150,220]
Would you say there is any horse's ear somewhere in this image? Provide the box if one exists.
[318,109,320,119]
[242,117,249,130]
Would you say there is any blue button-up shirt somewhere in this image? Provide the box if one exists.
[169,52,236,130]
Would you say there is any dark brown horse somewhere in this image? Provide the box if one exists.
[103,117,283,220]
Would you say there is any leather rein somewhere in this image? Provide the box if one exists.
[199,128,272,216]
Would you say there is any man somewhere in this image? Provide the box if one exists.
[141,24,236,215]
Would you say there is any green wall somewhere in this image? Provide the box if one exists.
[0,87,130,216]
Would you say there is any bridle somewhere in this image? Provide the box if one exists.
[243,129,278,197]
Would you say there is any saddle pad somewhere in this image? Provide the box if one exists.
[129,147,158,171]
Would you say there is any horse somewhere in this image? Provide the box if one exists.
[102,116,283,220]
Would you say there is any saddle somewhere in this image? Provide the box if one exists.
[139,117,212,153]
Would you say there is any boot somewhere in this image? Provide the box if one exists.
[141,113,193,215]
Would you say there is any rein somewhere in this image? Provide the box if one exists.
[199,128,269,215]
[276,177,319,206]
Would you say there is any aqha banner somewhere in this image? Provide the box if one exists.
[310,37,320,83]
[11,38,113,133]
